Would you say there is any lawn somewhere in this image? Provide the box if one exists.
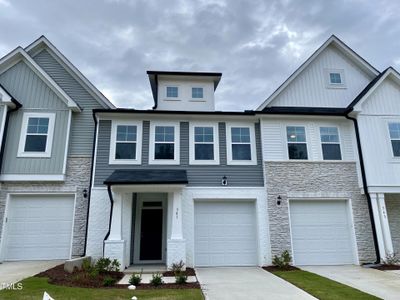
[271,269,380,300]
[0,277,204,300]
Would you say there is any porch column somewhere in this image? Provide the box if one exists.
[167,191,186,268]
[104,189,126,267]
[377,193,394,256]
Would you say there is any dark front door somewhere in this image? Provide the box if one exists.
[139,208,163,261]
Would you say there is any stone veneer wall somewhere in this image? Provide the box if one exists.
[265,161,375,264]
[0,157,91,256]
[386,194,400,255]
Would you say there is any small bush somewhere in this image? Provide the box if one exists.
[81,258,92,272]
[129,271,142,286]
[150,273,163,286]
[170,260,185,275]
[89,269,99,279]
[103,276,116,287]
[383,253,400,265]
[175,272,188,284]
[272,250,292,269]
[94,257,120,273]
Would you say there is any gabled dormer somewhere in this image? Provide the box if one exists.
[147,71,221,111]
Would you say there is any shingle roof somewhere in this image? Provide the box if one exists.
[104,169,188,185]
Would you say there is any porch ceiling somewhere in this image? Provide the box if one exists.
[103,169,188,185]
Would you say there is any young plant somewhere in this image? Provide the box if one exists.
[150,273,163,286]
[170,260,185,275]
[81,258,92,272]
[129,270,143,286]
[94,257,120,273]
[272,250,292,269]
[175,272,188,284]
[103,276,116,287]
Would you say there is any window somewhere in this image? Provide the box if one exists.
[18,113,55,157]
[320,127,342,160]
[189,123,219,164]
[192,87,203,99]
[389,122,400,157]
[325,69,346,88]
[287,126,308,160]
[166,86,178,98]
[329,73,342,84]
[109,121,142,164]
[226,123,257,165]
[149,122,180,164]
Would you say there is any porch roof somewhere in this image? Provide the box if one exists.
[104,169,188,185]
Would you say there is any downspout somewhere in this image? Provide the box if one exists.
[103,184,114,256]
[346,114,381,264]
[82,111,99,256]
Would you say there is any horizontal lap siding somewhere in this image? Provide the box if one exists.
[94,120,264,187]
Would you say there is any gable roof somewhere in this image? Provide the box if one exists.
[0,47,81,111]
[25,36,115,109]
[257,35,380,111]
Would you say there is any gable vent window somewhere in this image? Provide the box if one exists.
[325,69,346,88]
[166,86,178,98]
[287,126,308,160]
[329,73,342,84]
[320,127,342,160]
[389,122,400,157]
[192,87,204,99]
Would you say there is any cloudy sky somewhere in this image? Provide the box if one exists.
[0,0,399,110]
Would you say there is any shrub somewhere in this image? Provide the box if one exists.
[383,253,400,265]
[175,272,188,284]
[129,271,142,286]
[150,273,163,286]
[81,258,92,272]
[272,250,292,269]
[103,276,116,287]
[170,260,185,275]
[94,257,120,273]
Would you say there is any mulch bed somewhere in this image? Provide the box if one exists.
[119,283,201,290]
[263,266,300,272]
[371,264,400,271]
[162,267,196,277]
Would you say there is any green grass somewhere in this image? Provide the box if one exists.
[0,277,204,300]
[271,269,380,300]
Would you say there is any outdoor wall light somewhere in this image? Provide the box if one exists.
[221,175,228,186]
[277,195,282,206]
[83,189,88,199]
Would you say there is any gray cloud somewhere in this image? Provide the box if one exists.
[0,0,399,110]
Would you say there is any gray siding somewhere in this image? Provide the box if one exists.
[33,49,106,156]
[0,61,69,174]
[94,120,264,187]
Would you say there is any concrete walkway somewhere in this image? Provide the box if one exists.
[196,267,315,300]
[0,260,63,289]
[302,265,400,300]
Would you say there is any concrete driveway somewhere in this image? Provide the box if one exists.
[0,260,63,289]
[196,267,315,300]
[302,265,400,300]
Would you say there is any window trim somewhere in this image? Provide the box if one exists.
[387,121,400,159]
[164,85,181,101]
[109,120,142,165]
[226,122,257,165]
[149,121,180,165]
[319,126,342,161]
[286,125,309,160]
[189,122,220,165]
[17,112,55,158]
[324,68,346,89]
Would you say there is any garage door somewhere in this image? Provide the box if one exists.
[194,201,257,266]
[289,200,355,265]
[4,194,75,260]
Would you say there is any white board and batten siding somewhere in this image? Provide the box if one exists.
[269,44,374,108]
[260,118,356,161]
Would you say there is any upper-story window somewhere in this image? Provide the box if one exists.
[388,122,400,157]
[166,86,178,98]
[192,87,203,99]
[287,126,308,160]
[325,69,346,88]
[320,127,342,160]
[226,123,257,165]
[329,73,342,84]
[18,112,55,158]
[149,122,180,164]
[189,123,219,164]
[110,121,142,164]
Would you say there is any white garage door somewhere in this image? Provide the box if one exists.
[4,194,75,260]
[289,200,355,265]
[194,201,257,267]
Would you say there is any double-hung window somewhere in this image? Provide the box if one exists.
[189,123,219,164]
[110,121,142,164]
[287,126,308,160]
[150,122,180,164]
[388,122,400,157]
[18,113,55,157]
[320,127,342,160]
[227,123,256,165]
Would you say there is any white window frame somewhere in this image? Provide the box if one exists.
[109,120,142,165]
[319,126,342,161]
[17,112,55,158]
[387,121,400,159]
[226,122,257,165]
[149,121,180,165]
[164,85,181,101]
[189,122,220,165]
[286,125,309,160]
[324,68,346,89]
[190,86,206,102]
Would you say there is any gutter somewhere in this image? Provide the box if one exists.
[103,184,114,256]
[346,113,381,264]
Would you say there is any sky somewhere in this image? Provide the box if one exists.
[0,0,400,111]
